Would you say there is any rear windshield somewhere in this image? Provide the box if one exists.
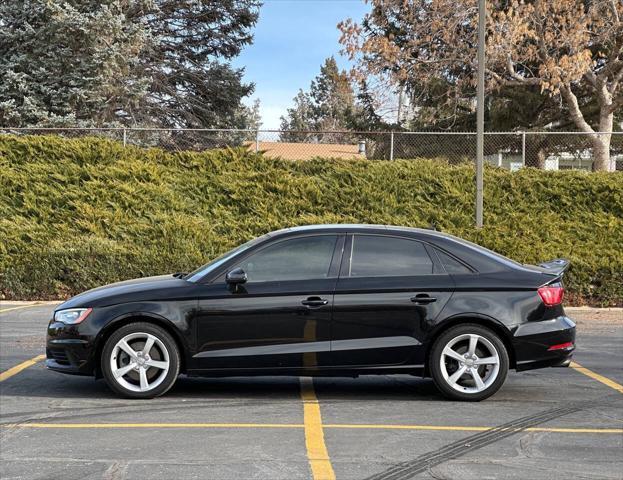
[440,233,523,270]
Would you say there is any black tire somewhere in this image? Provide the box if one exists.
[101,322,180,399]
[429,323,509,401]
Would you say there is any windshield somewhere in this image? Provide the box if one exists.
[185,235,268,282]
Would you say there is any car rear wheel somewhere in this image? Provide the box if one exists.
[430,324,509,401]
[101,322,180,399]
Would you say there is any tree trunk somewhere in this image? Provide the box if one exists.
[592,107,614,171]
[536,148,547,169]
[525,135,548,168]
[591,133,613,171]
[559,85,615,172]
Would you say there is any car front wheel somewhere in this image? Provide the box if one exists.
[101,322,180,399]
[430,324,509,401]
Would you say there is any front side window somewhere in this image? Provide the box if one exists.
[185,236,266,282]
[236,235,338,282]
[349,235,434,277]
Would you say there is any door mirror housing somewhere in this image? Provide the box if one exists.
[226,267,248,285]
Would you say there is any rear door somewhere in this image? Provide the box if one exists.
[331,234,454,367]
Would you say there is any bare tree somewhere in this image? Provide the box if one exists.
[339,0,622,171]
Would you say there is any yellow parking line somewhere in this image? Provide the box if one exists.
[0,355,46,382]
[570,361,623,394]
[2,422,621,435]
[300,377,336,480]
[0,304,40,314]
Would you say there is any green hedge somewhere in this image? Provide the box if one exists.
[1,135,622,305]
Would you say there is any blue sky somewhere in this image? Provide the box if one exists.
[233,0,370,129]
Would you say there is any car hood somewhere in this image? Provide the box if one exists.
[56,274,191,310]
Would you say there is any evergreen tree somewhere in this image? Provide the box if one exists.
[280,57,357,142]
[279,90,315,141]
[0,0,261,130]
[0,0,151,127]
[347,80,387,131]
[136,0,261,129]
[310,57,355,131]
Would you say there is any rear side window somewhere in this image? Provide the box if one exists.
[349,235,433,277]
[435,249,473,274]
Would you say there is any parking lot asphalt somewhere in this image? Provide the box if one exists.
[1,303,621,480]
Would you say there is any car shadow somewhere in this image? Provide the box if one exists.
[0,373,445,426]
[170,374,442,402]
[0,369,443,404]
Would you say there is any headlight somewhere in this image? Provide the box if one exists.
[54,308,92,325]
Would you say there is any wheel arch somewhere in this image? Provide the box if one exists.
[94,312,188,378]
[423,314,516,376]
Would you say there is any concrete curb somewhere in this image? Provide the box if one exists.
[566,307,622,323]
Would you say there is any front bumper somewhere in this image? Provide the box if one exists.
[512,316,576,372]
[46,320,96,376]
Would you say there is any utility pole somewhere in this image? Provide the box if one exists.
[396,84,404,125]
[476,0,486,228]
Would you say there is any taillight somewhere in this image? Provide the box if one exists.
[538,285,564,306]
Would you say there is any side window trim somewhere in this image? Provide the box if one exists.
[328,235,346,278]
[338,234,354,278]
[423,243,446,274]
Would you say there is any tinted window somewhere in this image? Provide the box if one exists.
[349,235,433,277]
[237,235,337,282]
[436,249,472,274]
[185,236,267,282]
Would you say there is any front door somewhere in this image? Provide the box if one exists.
[193,234,343,372]
[331,234,454,367]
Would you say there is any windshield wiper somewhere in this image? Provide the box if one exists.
[172,272,188,279]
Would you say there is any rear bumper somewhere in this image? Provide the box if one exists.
[512,316,576,372]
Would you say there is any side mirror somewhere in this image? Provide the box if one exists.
[226,267,247,285]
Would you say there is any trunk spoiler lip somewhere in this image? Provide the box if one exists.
[537,258,570,276]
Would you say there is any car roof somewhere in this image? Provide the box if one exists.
[271,223,443,237]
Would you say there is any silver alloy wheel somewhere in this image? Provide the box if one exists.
[439,333,500,394]
[109,332,170,393]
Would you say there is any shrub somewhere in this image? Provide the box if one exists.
[1,135,621,305]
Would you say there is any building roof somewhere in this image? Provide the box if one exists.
[247,141,365,160]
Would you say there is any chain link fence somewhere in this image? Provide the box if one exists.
[1,127,622,171]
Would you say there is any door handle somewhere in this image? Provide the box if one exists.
[410,294,437,304]
[301,297,329,307]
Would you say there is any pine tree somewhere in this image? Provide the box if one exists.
[280,57,357,142]
[0,0,151,127]
[136,0,261,129]
[0,0,261,130]
[279,91,316,141]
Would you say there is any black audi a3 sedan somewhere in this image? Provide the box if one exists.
[47,224,576,401]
